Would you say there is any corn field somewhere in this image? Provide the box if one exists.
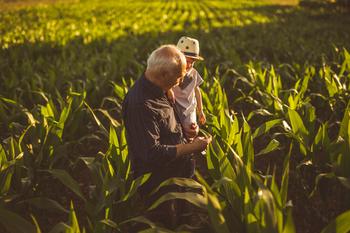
[0,0,350,232]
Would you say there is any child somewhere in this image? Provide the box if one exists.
[167,36,206,140]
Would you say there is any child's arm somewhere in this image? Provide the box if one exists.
[166,88,175,104]
[195,86,206,125]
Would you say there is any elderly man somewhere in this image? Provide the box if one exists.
[122,45,211,227]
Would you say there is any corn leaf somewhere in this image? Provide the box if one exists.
[120,173,150,202]
[0,207,36,233]
[207,192,230,233]
[321,209,350,233]
[67,201,81,233]
[30,215,42,233]
[251,116,282,138]
[23,197,69,214]
[282,208,296,233]
[148,192,207,211]
[256,139,280,156]
[149,177,203,197]
[45,169,86,202]
[48,223,72,233]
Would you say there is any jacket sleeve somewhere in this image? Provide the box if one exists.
[128,103,177,169]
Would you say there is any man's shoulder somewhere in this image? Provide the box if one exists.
[124,94,159,114]
[123,79,144,103]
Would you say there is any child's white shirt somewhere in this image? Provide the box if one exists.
[173,68,203,124]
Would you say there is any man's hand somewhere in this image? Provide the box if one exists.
[191,135,212,152]
[166,89,175,104]
[176,134,212,157]
[198,110,206,125]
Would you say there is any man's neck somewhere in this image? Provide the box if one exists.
[144,70,168,92]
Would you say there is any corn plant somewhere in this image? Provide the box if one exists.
[200,73,295,233]
[1,1,350,232]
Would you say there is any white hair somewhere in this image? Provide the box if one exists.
[147,44,186,77]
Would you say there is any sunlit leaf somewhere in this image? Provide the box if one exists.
[321,210,350,233]
[256,139,280,156]
[148,192,207,211]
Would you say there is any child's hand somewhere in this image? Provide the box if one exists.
[190,122,198,130]
[199,111,206,125]
[185,123,199,141]
[166,89,175,104]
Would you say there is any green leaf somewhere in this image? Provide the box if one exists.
[242,118,254,172]
[149,177,203,197]
[253,119,282,138]
[45,169,86,202]
[0,207,36,233]
[100,219,118,229]
[309,173,335,198]
[84,102,108,135]
[282,208,296,233]
[281,143,293,207]
[96,109,120,127]
[121,217,178,232]
[56,97,73,138]
[211,177,241,198]
[120,173,150,202]
[339,102,350,140]
[288,108,309,138]
[337,177,350,189]
[24,197,69,214]
[266,174,282,232]
[30,215,42,233]
[67,201,81,233]
[139,228,175,233]
[256,139,280,156]
[109,125,119,147]
[207,192,230,233]
[201,89,213,113]
[321,209,350,233]
[0,168,14,195]
[113,83,125,100]
[313,123,330,148]
[148,192,207,211]
[339,48,350,77]
[287,108,309,155]
[247,108,273,121]
[48,223,71,233]
[78,157,102,187]
[119,216,156,229]
[206,142,221,180]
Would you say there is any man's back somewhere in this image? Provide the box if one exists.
[122,74,194,194]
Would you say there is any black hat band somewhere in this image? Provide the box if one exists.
[183,51,199,57]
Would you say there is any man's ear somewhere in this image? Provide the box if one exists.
[161,70,172,81]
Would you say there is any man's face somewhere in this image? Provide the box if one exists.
[174,64,187,86]
[168,62,186,88]
[185,57,195,71]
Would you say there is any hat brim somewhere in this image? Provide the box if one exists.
[184,55,204,61]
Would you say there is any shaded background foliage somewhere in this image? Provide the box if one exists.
[0,0,350,233]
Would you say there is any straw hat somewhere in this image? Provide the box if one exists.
[176,36,204,61]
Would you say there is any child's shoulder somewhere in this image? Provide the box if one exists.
[187,68,201,78]
[188,68,199,76]
[188,68,203,80]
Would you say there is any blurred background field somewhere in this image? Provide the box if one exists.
[0,1,350,233]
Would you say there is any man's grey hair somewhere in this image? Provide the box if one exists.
[147,44,186,77]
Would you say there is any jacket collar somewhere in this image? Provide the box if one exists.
[140,73,165,98]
